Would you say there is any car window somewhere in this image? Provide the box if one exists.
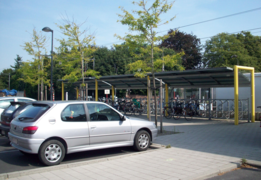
[4,104,20,114]
[87,103,121,121]
[0,99,14,109]
[61,104,86,122]
[16,104,50,122]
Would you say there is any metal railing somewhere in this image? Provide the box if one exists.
[81,97,250,121]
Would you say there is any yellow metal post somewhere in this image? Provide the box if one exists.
[234,65,255,125]
[76,87,79,100]
[234,66,239,125]
[95,79,98,101]
[251,69,255,123]
[112,86,114,101]
[165,83,168,107]
[61,82,64,101]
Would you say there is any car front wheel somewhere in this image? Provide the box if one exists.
[38,140,65,166]
[134,130,151,151]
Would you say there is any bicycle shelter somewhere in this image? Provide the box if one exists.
[58,66,255,125]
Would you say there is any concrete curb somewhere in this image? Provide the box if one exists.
[185,162,241,180]
[246,160,261,168]
[0,144,164,180]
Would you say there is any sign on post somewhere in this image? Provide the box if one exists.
[66,92,68,101]
[104,89,110,94]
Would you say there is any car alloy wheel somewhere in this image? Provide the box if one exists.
[44,144,62,163]
[138,133,149,149]
[39,140,65,166]
[134,130,151,151]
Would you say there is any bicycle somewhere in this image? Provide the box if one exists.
[163,104,175,119]
[173,102,185,120]
[184,102,195,121]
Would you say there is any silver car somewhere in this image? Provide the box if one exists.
[0,97,35,136]
[9,101,157,166]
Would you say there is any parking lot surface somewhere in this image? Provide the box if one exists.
[0,116,260,180]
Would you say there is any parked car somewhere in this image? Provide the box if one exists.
[0,102,32,137]
[8,101,157,166]
[0,97,36,126]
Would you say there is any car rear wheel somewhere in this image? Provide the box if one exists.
[38,140,65,166]
[133,130,151,151]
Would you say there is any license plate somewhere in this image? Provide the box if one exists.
[12,137,18,144]
[1,130,5,135]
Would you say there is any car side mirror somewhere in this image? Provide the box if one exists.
[120,115,126,121]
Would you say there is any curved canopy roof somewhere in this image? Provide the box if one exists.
[58,67,251,90]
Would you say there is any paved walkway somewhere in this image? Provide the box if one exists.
[1,118,261,180]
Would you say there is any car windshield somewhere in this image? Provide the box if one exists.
[4,104,20,114]
[16,104,50,122]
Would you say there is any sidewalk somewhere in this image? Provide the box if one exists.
[1,118,261,180]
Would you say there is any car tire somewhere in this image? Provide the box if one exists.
[133,130,151,151]
[38,140,65,166]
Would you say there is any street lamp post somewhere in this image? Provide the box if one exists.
[42,27,54,101]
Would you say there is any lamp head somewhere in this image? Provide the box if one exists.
[42,27,53,32]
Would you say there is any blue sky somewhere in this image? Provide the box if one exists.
[0,0,261,72]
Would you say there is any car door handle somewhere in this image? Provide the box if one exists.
[90,126,96,130]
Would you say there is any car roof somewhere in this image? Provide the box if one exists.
[32,100,106,106]
[0,97,36,101]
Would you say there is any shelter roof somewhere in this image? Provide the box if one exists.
[58,67,251,90]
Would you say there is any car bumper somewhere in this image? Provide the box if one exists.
[151,128,157,142]
[8,132,44,154]
[0,124,10,137]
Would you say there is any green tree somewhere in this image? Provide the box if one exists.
[161,30,202,69]
[19,28,49,100]
[203,32,261,71]
[117,0,184,124]
[236,32,261,71]
[10,55,24,90]
[0,68,13,90]
[56,18,100,87]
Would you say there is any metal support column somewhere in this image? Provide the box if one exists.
[234,65,255,125]
[112,85,114,105]
[95,79,98,101]
[76,87,79,100]
[147,76,151,121]
[165,83,168,107]
[62,82,64,101]
[160,79,163,133]
[86,83,88,101]
[251,68,255,123]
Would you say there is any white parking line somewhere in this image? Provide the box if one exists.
[0,149,19,154]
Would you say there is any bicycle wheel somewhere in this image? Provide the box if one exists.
[184,109,192,121]
[212,111,217,118]
[134,108,139,116]
[173,112,181,120]
[125,108,132,116]
[173,109,180,120]
[163,108,172,119]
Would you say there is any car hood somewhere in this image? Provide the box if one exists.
[127,116,149,122]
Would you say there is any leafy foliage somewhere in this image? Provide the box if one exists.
[203,32,261,72]
[161,30,202,69]
[19,29,49,86]
[117,0,184,78]
[56,17,100,86]
[117,0,184,123]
